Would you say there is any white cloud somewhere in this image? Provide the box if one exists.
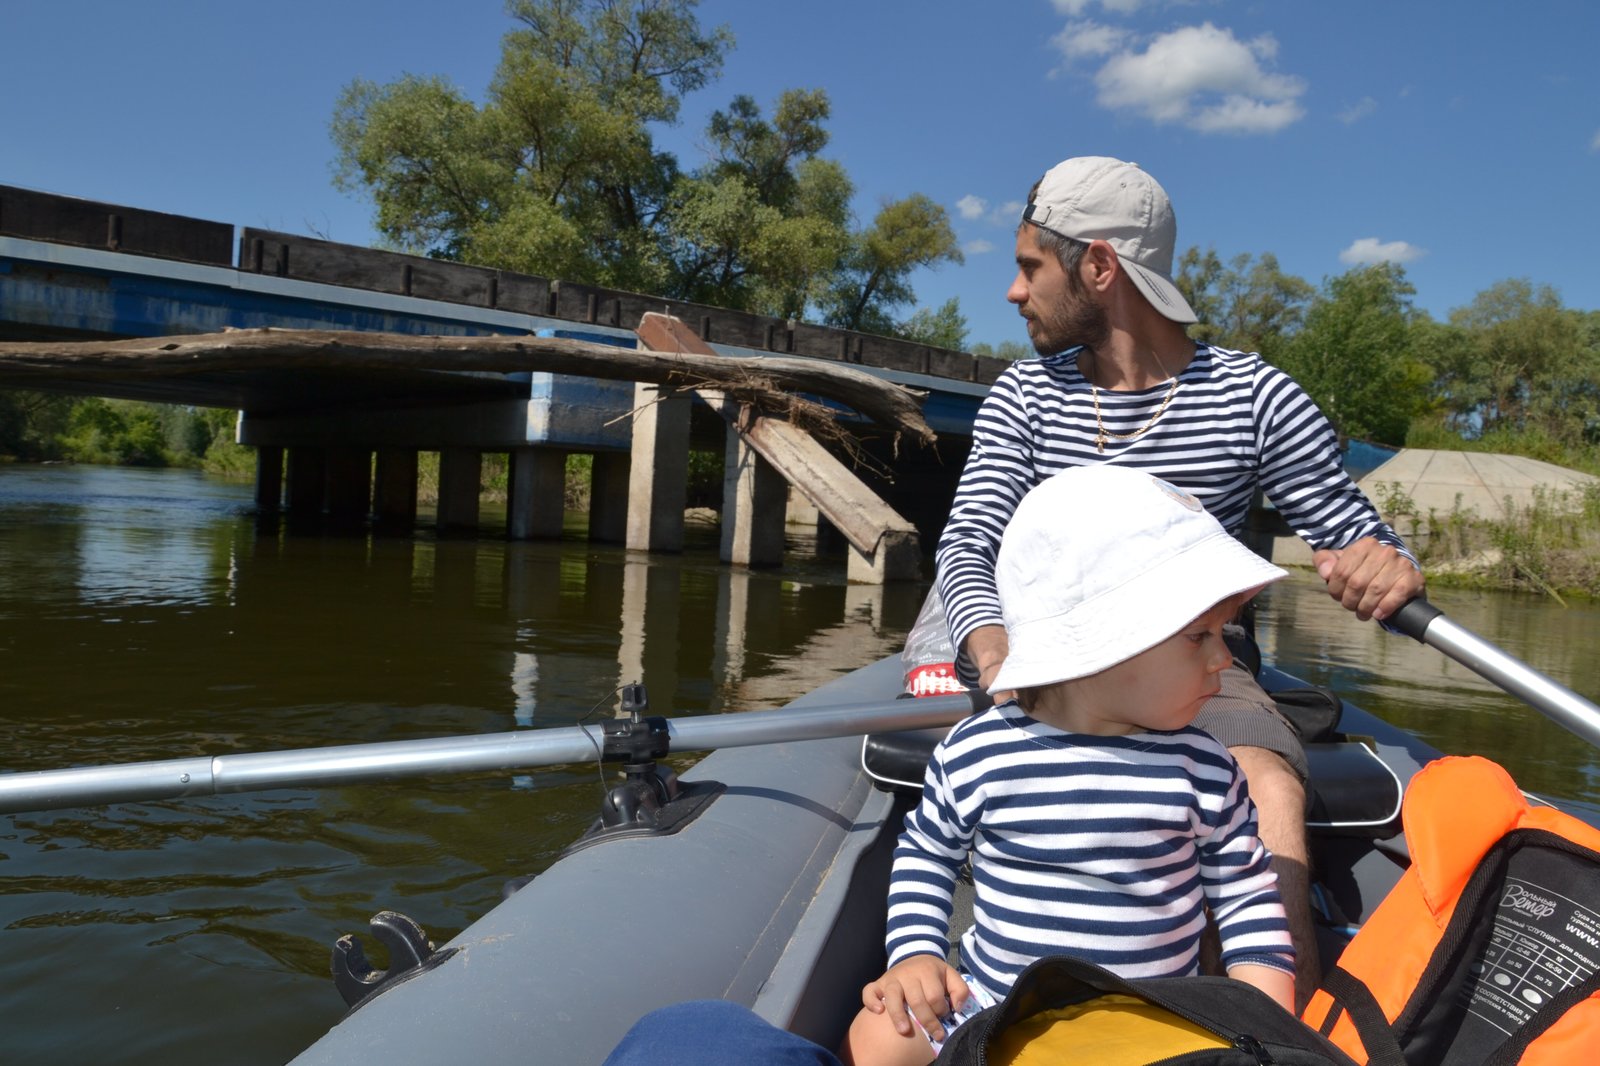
[1590,128,1600,153]
[1091,22,1306,135]
[956,194,988,220]
[1336,97,1378,125]
[955,197,1025,230]
[1189,96,1305,134]
[988,200,1025,229]
[1339,238,1425,266]
[1052,19,1131,64]
[964,239,996,255]
[1051,0,1148,14]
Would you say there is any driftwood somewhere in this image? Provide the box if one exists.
[0,327,935,448]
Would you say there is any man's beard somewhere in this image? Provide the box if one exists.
[1028,294,1109,357]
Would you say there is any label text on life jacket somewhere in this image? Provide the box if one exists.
[1499,884,1558,919]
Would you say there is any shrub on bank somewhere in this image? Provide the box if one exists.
[1374,480,1600,601]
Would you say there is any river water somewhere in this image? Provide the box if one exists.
[1,465,1597,1063]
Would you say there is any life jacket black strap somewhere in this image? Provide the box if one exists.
[1319,966,1408,1066]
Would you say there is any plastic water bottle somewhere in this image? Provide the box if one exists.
[901,584,967,697]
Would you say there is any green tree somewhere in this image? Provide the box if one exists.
[1435,280,1594,444]
[332,0,732,291]
[664,90,851,316]
[1176,248,1313,360]
[331,75,510,261]
[897,297,968,351]
[1278,263,1433,445]
[819,194,963,334]
[970,339,1034,362]
[331,1,961,335]
[1584,310,1600,445]
[0,390,74,461]
[61,398,169,466]
[703,89,830,207]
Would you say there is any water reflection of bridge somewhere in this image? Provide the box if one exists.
[341,531,928,724]
[1,184,998,583]
[3,465,925,744]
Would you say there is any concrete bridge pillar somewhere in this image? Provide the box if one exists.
[786,484,820,529]
[588,452,630,544]
[254,446,284,513]
[816,518,849,556]
[625,383,691,552]
[507,447,566,540]
[324,448,372,526]
[720,425,787,568]
[437,448,482,532]
[286,447,326,518]
[786,487,850,556]
[847,529,923,585]
[374,449,419,530]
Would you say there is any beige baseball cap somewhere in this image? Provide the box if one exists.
[1022,156,1199,324]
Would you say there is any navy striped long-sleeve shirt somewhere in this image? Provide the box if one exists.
[935,344,1414,655]
[885,702,1294,1003]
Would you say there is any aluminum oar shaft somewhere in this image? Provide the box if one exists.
[1392,598,1600,750]
[0,693,973,815]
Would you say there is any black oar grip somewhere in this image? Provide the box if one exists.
[1389,596,1442,642]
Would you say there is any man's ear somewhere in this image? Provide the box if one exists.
[1082,240,1121,294]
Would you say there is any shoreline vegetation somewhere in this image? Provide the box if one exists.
[1369,479,1600,604]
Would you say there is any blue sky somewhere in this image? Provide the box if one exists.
[4,0,1597,350]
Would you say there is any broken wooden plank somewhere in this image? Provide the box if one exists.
[705,390,919,557]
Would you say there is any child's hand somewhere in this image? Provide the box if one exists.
[1227,962,1295,1014]
[861,955,970,1041]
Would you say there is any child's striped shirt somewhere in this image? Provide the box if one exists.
[886,701,1294,1002]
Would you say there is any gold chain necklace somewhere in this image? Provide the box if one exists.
[1085,351,1181,453]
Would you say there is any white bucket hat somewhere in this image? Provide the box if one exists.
[1022,156,1199,324]
[989,466,1286,694]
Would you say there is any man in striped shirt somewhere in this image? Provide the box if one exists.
[848,467,1295,1065]
[934,156,1425,1008]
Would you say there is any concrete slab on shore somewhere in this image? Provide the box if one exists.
[1269,448,1599,566]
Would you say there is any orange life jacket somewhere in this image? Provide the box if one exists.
[1302,755,1600,1065]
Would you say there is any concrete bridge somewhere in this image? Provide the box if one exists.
[0,184,1002,582]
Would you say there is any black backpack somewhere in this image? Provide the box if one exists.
[933,954,1363,1066]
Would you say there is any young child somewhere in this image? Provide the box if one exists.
[844,466,1296,1066]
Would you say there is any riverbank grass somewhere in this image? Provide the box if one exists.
[1373,480,1600,601]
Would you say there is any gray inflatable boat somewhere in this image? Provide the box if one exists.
[282,653,1440,1064]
